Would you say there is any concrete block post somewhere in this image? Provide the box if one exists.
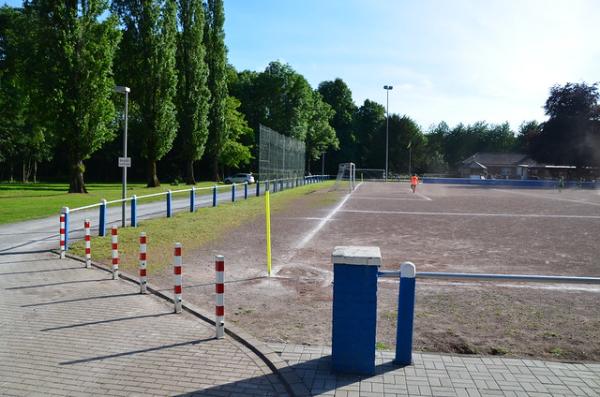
[166,190,172,218]
[394,262,416,366]
[99,199,107,237]
[190,187,195,212]
[212,186,217,207]
[244,182,248,200]
[62,207,70,251]
[131,195,137,227]
[231,183,236,202]
[331,246,381,375]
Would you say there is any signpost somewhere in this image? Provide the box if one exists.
[118,157,131,168]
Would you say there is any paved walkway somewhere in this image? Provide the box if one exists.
[0,252,286,396]
[269,344,600,397]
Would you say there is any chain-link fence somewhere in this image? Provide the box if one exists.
[258,124,305,181]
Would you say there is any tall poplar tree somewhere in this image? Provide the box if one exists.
[176,0,210,184]
[205,0,228,181]
[113,0,178,187]
[29,0,120,193]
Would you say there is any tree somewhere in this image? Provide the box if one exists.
[219,96,253,170]
[30,1,120,192]
[175,0,210,184]
[516,120,540,153]
[531,82,600,168]
[113,0,179,187]
[387,115,427,174]
[353,99,385,168]
[318,78,358,170]
[205,0,228,181]
[305,92,338,172]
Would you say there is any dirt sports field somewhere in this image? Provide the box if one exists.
[154,182,600,362]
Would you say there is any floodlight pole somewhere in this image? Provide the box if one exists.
[115,86,130,227]
[383,85,393,182]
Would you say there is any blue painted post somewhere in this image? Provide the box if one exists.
[99,199,107,237]
[244,182,248,200]
[231,184,236,202]
[280,179,284,191]
[273,180,277,193]
[62,207,70,251]
[395,262,416,366]
[190,187,195,212]
[331,246,381,375]
[256,181,260,197]
[131,195,137,227]
[212,185,217,207]
[166,190,172,218]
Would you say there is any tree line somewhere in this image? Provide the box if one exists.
[2,1,599,193]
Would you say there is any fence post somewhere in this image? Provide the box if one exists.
[62,207,70,251]
[190,187,195,212]
[331,246,381,375]
[394,262,416,366]
[99,199,107,237]
[244,182,248,200]
[212,185,217,207]
[215,255,225,338]
[256,181,260,197]
[111,226,119,280]
[166,190,172,218]
[139,232,148,294]
[84,219,91,268]
[131,195,137,227]
[59,213,65,259]
[231,183,236,202]
[173,243,182,313]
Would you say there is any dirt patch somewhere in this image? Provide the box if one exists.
[145,183,600,361]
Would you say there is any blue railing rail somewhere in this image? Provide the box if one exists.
[378,270,600,284]
[59,175,331,248]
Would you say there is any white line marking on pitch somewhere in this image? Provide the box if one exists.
[415,192,432,201]
[296,182,362,249]
[339,209,600,220]
[493,188,600,207]
[351,196,426,201]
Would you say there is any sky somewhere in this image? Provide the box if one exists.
[4,0,599,131]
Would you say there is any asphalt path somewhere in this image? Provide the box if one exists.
[0,185,256,255]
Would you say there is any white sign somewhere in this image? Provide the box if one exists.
[118,157,131,167]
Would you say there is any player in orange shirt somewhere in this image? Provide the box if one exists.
[410,174,418,193]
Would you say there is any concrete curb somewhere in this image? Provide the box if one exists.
[56,250,310,397]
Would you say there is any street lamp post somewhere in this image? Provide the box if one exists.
[115,86,130,227]
[383,85,393,182]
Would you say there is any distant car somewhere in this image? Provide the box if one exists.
[224,173,255,184]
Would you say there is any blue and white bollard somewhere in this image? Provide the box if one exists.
[244,182,248,200]
[166,190,172,218]
[395,262,416,366]
[62,207,70,251]
[212,185,217,207]
[99,199,107,237]
[331,246,381,375]
[131,195,137,227]
[190,187,195,212]
[231,184,236,202]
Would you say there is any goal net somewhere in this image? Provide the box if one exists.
[355,168,385,181]
[334,162,356,192]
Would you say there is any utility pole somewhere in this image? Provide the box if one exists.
[383,85,393,182]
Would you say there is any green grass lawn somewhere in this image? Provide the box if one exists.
[0,181,219,224]
[70,181,337,275]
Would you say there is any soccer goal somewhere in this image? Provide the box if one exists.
[355,168,386,182]
[333,162,356,192]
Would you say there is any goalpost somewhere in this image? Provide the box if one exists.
[334,162,356,192]
[355,168,385,182]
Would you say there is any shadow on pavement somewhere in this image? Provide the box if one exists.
[22,292,140,307]
[41,312,172,331]
[5,278,109,290]
[60,337,214,365]
[0,265,82,275]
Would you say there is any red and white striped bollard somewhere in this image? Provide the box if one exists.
[173,243,182,313]
[111,226,119,280]
[84,219,91,268]
[139,232,148,294]
[215,255,225,338]
[59,214,66,259]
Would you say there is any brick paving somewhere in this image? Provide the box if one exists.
[0,252,285,396]
[268,343,600,397]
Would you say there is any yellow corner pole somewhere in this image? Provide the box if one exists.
[265,190,272,276]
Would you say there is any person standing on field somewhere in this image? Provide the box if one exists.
[410,174,419,193]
